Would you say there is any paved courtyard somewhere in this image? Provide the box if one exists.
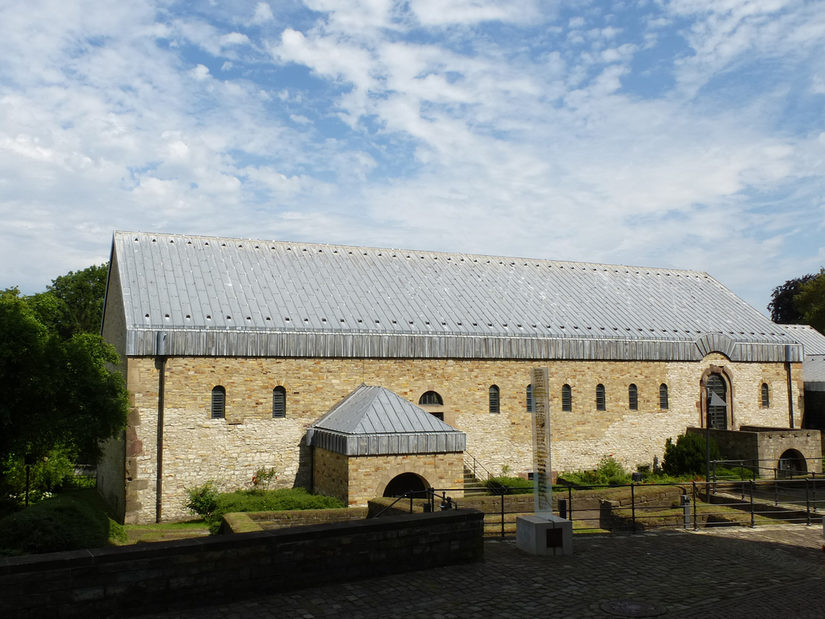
[141,524,824,618]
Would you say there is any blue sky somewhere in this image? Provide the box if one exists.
[1,0,824,315]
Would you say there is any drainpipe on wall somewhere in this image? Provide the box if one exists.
[155,332,168,523]
[785,344,795,429]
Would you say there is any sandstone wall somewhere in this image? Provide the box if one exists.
[118,354,801,523]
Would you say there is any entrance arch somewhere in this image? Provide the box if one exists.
[777,449,807,478]
[383,472,429,498]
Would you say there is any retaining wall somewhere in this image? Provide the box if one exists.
[0,509,484,618]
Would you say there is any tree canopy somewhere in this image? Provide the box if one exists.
[767,273,816,324]
[795,268,825,334]
[0,286,127,466]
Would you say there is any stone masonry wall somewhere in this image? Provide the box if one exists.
[119,354,801,523]
[0,510,484,618]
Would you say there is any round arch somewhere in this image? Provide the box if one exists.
[383,472,430,498]
[777,449,807,478]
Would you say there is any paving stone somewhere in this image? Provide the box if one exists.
[138,524,825,618]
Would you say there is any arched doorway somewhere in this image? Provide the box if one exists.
[383,472,429,498]
[777,449,807,478]
[706,373,728,430]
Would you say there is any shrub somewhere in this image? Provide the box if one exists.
[1,448,77,504]
[559,456,630,487]
[185,482,219,518]
[662,433,721,477]
[484,475,533,495]
[205,487,345,534]
[0,490,119,555]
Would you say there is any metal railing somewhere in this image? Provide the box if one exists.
[407,477,825,538]
[371,488,459,519]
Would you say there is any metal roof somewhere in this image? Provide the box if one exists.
[306,385,466,456]
[106,230,801,362]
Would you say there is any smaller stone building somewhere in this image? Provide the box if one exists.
[307,385,466,505]
[783,324,825,432]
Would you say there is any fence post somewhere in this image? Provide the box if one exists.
[692,481,698,531]
[500,492,505,539]
[568,485,573,524]
[812,472,818,514]
[774,469,779,506]
[749,480,755,528]
[631,483,636,533]
[806,478,811,525]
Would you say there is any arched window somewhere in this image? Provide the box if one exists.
[596,384,606,411]
[272,386,286,418]
[561,384,572,412]
[489,385,500,414]
[761,383,770,408]
[706,373,728,430]
[526,384,534,413]
[628,384,638,410]
[211,386,226,419]
[659,383,669,410]
[419,391,443,406]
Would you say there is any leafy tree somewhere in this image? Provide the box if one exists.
[0,289,128,475]
[45,263,108,338]
[768,273,816,324]
[662,433,720,477]
[795,268,825,334]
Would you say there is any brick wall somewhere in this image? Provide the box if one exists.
[106,354,801,523]
[0,510,484,618]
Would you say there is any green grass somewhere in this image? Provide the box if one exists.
[200,487,346,534]
[118,520,209,545]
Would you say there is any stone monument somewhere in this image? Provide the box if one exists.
[515,367,573,555]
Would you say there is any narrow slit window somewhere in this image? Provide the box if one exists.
[489,385,500,414]
[596,384,606,411]
[659,383,669,410]
[211,386,226,419]
[561,384,572,412]
[526,384,534,413]
[628,384,638,410]
[761,383,769,408]
[272,386,286,418]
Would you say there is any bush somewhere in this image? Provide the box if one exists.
[1,448,77,504]
[0,489,121,555]
[559,456,631,487]
[484,476,533,495]
[185,482,219,518]
[662,433,721,477]
[201,487,345,534]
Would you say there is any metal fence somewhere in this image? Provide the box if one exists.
[404,476,825,538]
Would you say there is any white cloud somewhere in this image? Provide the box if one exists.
[252,2,274,25]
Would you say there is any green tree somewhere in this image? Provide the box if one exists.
[795,268,825,334]
[0,289,128,473]
[768,273,816,324]
[45,263,108,338]
[662,433,720,477]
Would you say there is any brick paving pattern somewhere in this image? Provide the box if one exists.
[141,524,824,618]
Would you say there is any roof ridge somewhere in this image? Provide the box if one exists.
[113,230,709,277]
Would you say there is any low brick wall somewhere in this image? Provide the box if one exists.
[221,506,369,533]
[0,509,484,618]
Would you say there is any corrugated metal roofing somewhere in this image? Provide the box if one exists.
[107,230,801,362]
[306,385,466,456]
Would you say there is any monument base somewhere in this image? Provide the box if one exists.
[516,514,573,556]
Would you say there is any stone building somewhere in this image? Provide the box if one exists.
[99,231,807,524]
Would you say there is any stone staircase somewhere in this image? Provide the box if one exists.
[463,465,487,495]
